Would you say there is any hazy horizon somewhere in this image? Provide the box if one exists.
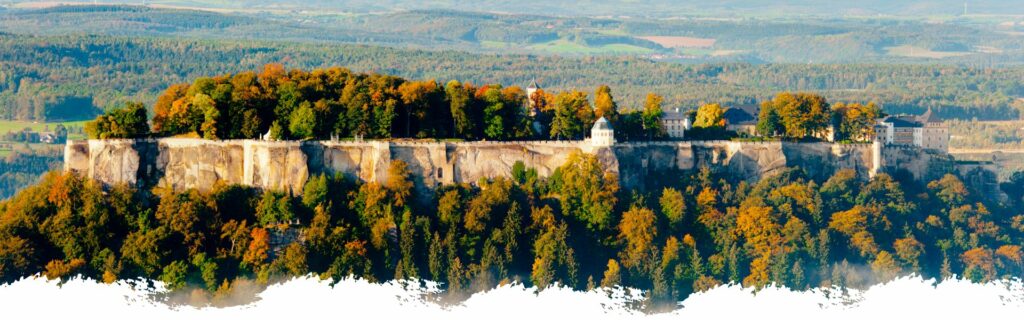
[6,0,1024,17]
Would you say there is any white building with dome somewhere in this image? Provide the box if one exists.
[589,117,615,147]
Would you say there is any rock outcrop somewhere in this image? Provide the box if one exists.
[65,138,958,194]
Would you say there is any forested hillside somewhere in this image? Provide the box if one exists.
[0,150,61,198]
[3,5,1022,63]
[2,33,1022,122]
[1,151,1022,308]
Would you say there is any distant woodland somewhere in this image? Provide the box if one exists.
[2,33,1022,123]
[0,150,61,199]
[3,5,1022,63]
[0,5,1023,124]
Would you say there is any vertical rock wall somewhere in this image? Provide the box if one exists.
[881,146,956,182]
[66,138,953,194]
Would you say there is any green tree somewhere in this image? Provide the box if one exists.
[302,174,329,209]
[193,93,220,139]
[481,86,507,140]
[641,93,665,139]
[531,223,578,288]
[289,101,317,139]
[756,104,782,137]
[446,80,473,138]
[256,192,295,228]
[85,102,150,139]
[160,260,189,290]
[550,90,592,140]
[659,187,686,230]
[554,151,619,232]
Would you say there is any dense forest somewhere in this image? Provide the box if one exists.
[948,119,1024,149]
[1,150,1022,308]
[0,149,62,199]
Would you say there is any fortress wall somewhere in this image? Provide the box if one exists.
[65,138,956,194]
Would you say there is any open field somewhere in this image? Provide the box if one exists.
[638,36,716,48]
[0,119,88,132]
[527,39,655,54]
[884,45,973,59]
[0,120,89,141]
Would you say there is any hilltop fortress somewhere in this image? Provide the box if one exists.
[64,136,974,197]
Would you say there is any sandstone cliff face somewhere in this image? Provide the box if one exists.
[782,142,877,180]
[450,142,583,185]
[881,146,956,182]
[85,140,143,186]
[157,139,244,191]
[66,138,952,195]
[66,139,307,193]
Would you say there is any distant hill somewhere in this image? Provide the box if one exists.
[2,5,1022,65]
[9,0,1024,17]
[1,32,1022,123]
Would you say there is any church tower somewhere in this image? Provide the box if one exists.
[526,79,540,110]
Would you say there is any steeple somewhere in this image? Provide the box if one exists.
[527,78,540,90]
[526,79,541,110]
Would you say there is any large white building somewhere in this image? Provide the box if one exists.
[660,108,690,139]
[874,108,948,152]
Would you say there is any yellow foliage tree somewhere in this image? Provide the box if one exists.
[601,259,622,288]
[693,103,725,129]
[618,206,657,270]
[243,227,270,269]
